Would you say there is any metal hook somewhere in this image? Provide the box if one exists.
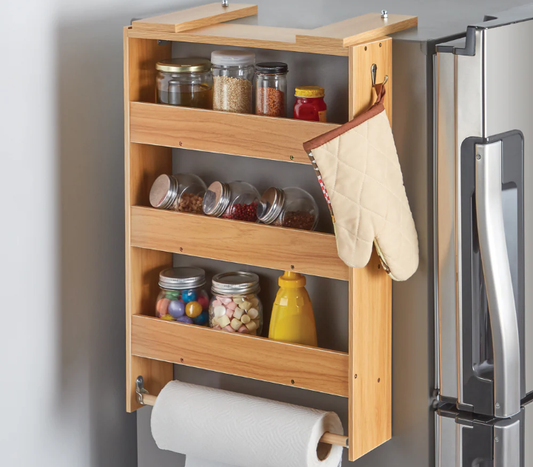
[222,0,229,7]
[136,376,149,405]
[371,63,389,87]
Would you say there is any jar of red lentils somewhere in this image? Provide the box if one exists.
[255,62,288,117]
[293,86,327,122]
[202,181,260,222]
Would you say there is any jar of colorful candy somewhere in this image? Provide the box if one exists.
[209,272,263,335]
[155,267,210,325]
[202,181,260,222]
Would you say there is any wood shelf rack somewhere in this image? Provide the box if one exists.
[124,3,416,461]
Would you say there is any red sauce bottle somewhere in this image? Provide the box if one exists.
[293,86,327,122]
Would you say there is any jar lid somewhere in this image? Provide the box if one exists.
[202,181,231,217]
[156,58,211,73]
[159,267,206,290]
[256,62,288,74]
[257,187,285,224]
[149,174,178,209]
[295,86,325,98]
[212,271,260,295]
[211,50,255,67]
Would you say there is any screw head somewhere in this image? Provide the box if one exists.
[476,154,482,160]
[290,155,294,160]
[381,10,388,18]
[495,437,499,443]
[354,374,358,379]
[495,402,501,409]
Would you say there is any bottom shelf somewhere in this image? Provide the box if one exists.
[131,314,349,397]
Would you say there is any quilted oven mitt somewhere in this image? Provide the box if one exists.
[303,84,419,281]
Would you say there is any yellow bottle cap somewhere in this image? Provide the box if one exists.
[278,271,306,288]
[294,86,324,98]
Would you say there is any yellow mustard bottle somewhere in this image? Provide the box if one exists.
[268,271,317,346]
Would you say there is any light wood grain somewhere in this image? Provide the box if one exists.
[130,207,349,281]
[132,315,349,397]
[296,13,417,48]
[130,102,338,164]
[132,3,257,33]
[124,31,173,412]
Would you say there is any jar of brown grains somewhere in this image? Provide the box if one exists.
[257,187,319,231]
[255,62,288,117]
[149,173,207,214]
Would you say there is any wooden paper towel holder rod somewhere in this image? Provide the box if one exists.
[136,376,349,448]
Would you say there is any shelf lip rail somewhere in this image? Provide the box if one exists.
[136,376,349,448]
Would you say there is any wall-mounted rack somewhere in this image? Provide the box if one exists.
[124,3,416,461]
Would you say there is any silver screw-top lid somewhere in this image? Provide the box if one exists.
[149,174,178,209]
[159,267,206,290]
[202,181,231,217]
[211,271,260,295]
[257,187,285,224]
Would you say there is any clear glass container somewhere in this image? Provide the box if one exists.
[255,62,288,117]
[211,50,255,114]
[149,173,207,214]
[293,86,327,122]
[209,272,263,335]
[257,186,319,230]
[155,267,210,325]
[202,181,260,222]
[156,58,213,109]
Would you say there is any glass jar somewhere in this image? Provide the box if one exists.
[202,181,260,222]
[156,58,213,109]
[209,272,263,335]
[211,50,255,114]
[257,187,319,230]
[155,267,210,325]
[149,173,207,214]
[255,62,288,117]
[293,86,327,122]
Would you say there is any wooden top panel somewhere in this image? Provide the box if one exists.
[132,3,258,33]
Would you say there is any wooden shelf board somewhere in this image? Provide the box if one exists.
[130,206,349,281]
[130,101,338,164]
[131,315,349,397]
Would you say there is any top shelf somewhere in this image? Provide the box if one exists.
[129,3,417,56]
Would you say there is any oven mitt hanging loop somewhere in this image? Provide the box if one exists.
[303,83,419,281]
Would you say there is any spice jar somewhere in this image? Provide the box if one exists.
[211,50,255,114]
[255,62,288,117]
[149,173,207,214]
[202,181,260,222]
[156,58,213,108]
[293,86,327,122]
[155,267,210,325]
[209,272,263,335]
[257,187,319,230]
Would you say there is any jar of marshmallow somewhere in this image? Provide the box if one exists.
[208,271,263,335]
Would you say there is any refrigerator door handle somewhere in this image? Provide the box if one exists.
[475,140,521,418]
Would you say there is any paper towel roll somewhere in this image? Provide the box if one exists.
[151,380,344,467]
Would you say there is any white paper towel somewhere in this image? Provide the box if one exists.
[151,380,344,467]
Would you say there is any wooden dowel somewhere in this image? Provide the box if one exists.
[141,393,348,447]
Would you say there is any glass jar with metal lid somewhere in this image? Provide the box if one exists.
[149,173,207,214]
[211,50,255,114]
[156,57,213,108]
[255,62,288,117]
[257,186,319,230]
[155,267,210,325]
[209,272,263,335]
[202,181,260,222]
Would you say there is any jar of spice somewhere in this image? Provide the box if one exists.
[155,267,210,325]
[255,62,288,117]
[156,58,213,108]
[257,186,319,230]
[211,50,255,114]
[209,272,263,335]
[202,181,260,222]
[149,173,207,214]
[293,86,327,122]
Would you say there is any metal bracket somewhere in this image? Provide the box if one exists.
[136,376,149,405]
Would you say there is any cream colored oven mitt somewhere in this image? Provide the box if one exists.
[303,84,419,281]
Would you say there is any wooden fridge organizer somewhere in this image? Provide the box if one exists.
[124,3,416,462]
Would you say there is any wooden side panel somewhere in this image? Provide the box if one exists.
[347,40,393,461]
[124,30,173,412]
[130,102,338,164]
[132,315,349,397]
[130,207,349,281]
[132,3,258,33]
